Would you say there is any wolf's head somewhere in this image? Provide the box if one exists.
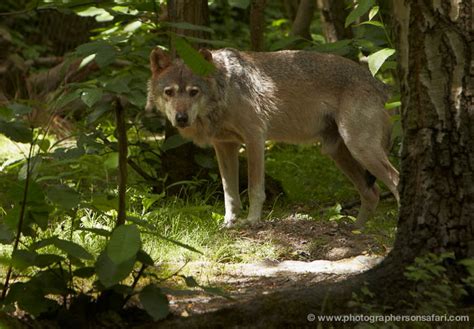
[147,48,214,129]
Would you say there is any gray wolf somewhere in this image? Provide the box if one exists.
[146,47,399,227]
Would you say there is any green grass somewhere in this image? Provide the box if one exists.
[0,138,398,277]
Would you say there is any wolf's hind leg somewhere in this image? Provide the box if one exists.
[214,142,242,227]
[325,139,381,227]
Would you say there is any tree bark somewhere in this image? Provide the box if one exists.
[289,0,315,40]
[316,0,353,42]
[250,0,266,51]
[390,0,474,262]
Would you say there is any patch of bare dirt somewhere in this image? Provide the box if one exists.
[229,216,390,261]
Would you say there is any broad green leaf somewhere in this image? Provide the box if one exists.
[27,203,52,230]
[46,185,81,209]
[367,48,396,76]
[53,238,94,260]
[7,103,33,115]
[311,39,353,56]
[357,21,384,28]
[73,266,96,278]
[95,251,136,288]
[194,153,216,169]
[36,138,50,152]
[79,54,96,69]
[172,37,215,76]
[13,284,59,317]
[0,106,13,119]
[81,88,103,107]
[345,0,376,27]
[55,89,82,108]
[368,5,379,20]
[11,249,37,270]
[86,103,111,125]
[137,250,154,266]
[104,78,130,94]
[139,284,169,321]
[90,194,118,211]
[385,101,401,110]
[34,254,64,267]
[107,224,141,264]
[0,223,14,244]
[31,270,68,295]
[0,120,32,143]
[161,134,189,152]
[104,152,119,169]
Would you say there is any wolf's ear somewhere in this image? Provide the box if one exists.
[199,48,213,62]
[150,47,171,76]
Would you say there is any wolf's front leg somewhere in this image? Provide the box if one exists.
[246,138,266,224]
[214,142,242,227]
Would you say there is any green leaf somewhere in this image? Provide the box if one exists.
[139,284,169,321]
[161,134,189,152]
[357,20,384,28]
[345,0,376,27]
[0,223,14,244]
[137,250,154,266]
[7,103,33,115]
[311,39,353,56]
[107,224,141,264]
[104,78,130,94]
[194,153,216,169]
[0,120,32,143]
[34,254,64,268]
[202,286,232,299]
[104,152,119,169]
[81,88,103,107]
[31,270,68,295]
[367,48,396,76]
[74,266,96,278]
[46,185,81,209]
[10,283,59,317]
[11,250,37,270]
[368,5,379,20]
[172,37,215,76]
[53,238,94,260]
[55,89,81,108]
[95,251,136,288]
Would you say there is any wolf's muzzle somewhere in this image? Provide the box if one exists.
[175,112,189,127]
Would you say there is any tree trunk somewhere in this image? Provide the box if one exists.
[160,0,211,190]
[316,0,353,42]
[289,0,315,40]
[146,1,474,327]
[250,0,266,51]
[389,0,474,262]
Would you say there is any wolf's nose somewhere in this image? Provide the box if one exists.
[175,112,188,126]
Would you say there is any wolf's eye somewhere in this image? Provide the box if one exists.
[189,89,199,97]
[164,88,174,97]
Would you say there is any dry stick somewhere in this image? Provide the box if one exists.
[1,143,34,300]
[115,98,127,227]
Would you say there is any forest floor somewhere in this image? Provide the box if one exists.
[155,201,396,318]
